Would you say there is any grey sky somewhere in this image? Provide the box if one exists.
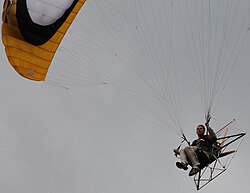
[0,0,250,193]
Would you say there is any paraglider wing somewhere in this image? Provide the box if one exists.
[1,0,86,81]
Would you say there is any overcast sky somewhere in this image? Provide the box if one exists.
[0,1,250,193]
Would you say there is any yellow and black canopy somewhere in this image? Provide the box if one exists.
[2,0,86,81]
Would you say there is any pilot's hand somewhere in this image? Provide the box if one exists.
[205,117,211,127]
[173,149,179,155]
